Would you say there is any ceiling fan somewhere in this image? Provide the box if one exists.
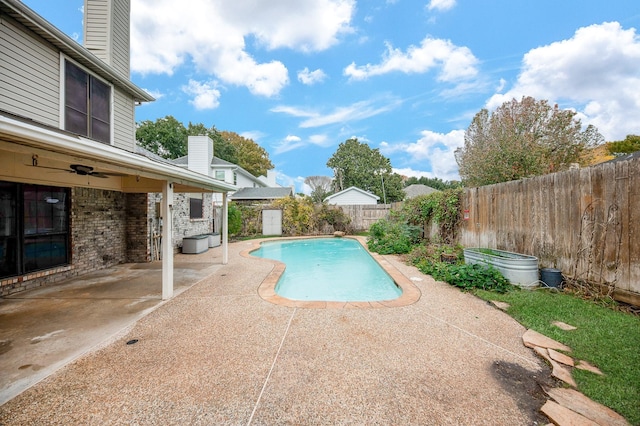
[28,159,124,179]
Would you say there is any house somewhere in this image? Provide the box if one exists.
[230,187,294,203]
[403,184,439,199]
[324,186,380,205]
[0,0,236,299]
[145,136,287,250]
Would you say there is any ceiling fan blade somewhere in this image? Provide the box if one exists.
[70,164,94,175]
[89,172,110,178]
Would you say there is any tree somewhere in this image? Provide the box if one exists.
[136,115,188,159]
[220,131,274,178]
[326,138,405,203]
[404,176,461,191]
[136,117,274,178]
[606,134,640,156]
[304,176,333,202]
[456,97,604,186]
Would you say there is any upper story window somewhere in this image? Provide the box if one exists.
[215,170,225,181]
[64,60,111,144]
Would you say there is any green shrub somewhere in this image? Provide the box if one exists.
[398,188,463,243]
[407,243,463,264]
[316,204,351,232]
[227,203,242,236]
[367,219,420,254]
[413,258,513,293]
[271,197,316,236]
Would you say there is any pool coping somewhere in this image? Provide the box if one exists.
[240,235,422,309]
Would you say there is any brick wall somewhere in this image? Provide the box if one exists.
[126,193,150,262]
[1,187,138,296]
[149,192,214,252]
[72,187,127,270]
[1,187,214,296]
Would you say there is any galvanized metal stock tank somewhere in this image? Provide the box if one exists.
[463,248,539,289]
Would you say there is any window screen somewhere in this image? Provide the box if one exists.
[190,198,203,219]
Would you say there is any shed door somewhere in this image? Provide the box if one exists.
[262,209,282,236]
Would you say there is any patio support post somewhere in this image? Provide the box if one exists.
[162,181,174,300]
[222,191,228,264]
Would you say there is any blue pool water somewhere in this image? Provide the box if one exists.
[251,238,402,302]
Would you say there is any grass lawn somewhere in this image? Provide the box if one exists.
[474,288,640,424]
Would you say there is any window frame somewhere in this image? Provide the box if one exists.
[0,181,70,279]
[62,57,113,145]
[189,197,203,220]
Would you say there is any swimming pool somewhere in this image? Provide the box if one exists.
[251,238,402,302]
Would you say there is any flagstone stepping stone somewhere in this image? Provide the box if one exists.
[552,321,577,331]
[549,358,577,387]
[523,329,572,352]
[548,348,575,367]
[541,400,600,426]
[533,347,576,387]
[544,388,629,426]
[575,360,604,376]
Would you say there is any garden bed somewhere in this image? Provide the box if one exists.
[464,248,539,289]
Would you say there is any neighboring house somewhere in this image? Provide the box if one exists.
[403,184,439,199]
[145,136,286,250]
[230,187,294,203]
[0,0,235,299]
[324,187,380,205]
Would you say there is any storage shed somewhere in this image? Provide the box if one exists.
[324,186,380,206]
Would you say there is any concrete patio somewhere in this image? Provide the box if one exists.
[0,239,550,425]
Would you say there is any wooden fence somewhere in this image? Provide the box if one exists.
[459,156,640,305]
[339,204,394,231]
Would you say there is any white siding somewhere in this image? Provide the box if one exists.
[84,0,130,77]
[111,0,130,76]
[0,16,60,127]
[236,173,257,188]
[113,87,135,150]
[187,136,213,176]
[327,189,378,205]
[84,0,110,64]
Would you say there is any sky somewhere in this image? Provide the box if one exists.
[22,0,640,193]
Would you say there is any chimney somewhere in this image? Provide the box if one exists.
[258,169,277,187]
[84,0,130,77]
[188,136,213,177]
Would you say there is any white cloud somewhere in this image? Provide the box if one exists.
[240,131,265,142]
[344,37,478,82]
[427,0,456,11]
[130,0,354,97]
[273,133,333,154]
[309,134,332,147]
[487,22,640,140]
[298,67,328,85]
[270,105,317,118]
[381,129,464,180]
[393,167,437,179]
[274,172,307,193]
[182,79,221,110]
[226,0,355,52]
[272,98,401,128]
[141,88,164,101]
